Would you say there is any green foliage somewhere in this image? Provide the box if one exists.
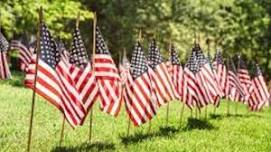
[2,0,271,77]
[0,72,271,151]
[87,0,271,73]
[0,0,93,40]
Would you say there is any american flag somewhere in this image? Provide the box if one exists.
[167,44,184,100]
[123,41,158,126]
[236,55,253,103]
[212,49,227,96]
[69,27,99,124]
[194,45,222,107]
[25,23,86,127]
[183,48,199,108]
[249,63,270,111]
[10,40,33,71]
[225,59,245,101]
[93,26,122,116]
[0,32,11,79]
[147,39,179,107]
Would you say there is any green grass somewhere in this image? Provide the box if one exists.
[0,71,271,152]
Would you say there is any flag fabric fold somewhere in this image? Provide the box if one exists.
[93,26,122,116]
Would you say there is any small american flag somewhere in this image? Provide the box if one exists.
[198,48,224,107]
[225,59,245,102]
[212,49,227,96]
[236,55,253,103]
[25,23,86,127]
[249,63,270,111]
[123,41,158,126]
[194,45,219,107]
[167,44,184,100]
[10,40,33,71]
[0,32,11,79]
[183,48,199,108]
[69,27,99,124]
[147,39,179,107]
[93,26,122,116]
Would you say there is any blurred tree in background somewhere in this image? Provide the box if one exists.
[0,0,92,41]
[1,0,271,78]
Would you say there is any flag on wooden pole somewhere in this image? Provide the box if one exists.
[212,49,227,98]
[225,59,245,101]
[123,41,158,126]
[25,22,86,127]
[93,26,122,116]
[147,39,179,107]
[236,55,253,103]
[167,44,184,101]
[69,27,99,123]
[196,45,223,106]
[249,63,270,111]
[183,48,199,108]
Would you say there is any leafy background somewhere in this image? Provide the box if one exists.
[1,0,271,79]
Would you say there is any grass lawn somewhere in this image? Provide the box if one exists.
[0,71,271,152]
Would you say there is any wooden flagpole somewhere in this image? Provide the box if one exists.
[89,12,97,143]
[166,101,170,126]
[197,34,203,119]
[121,48,132,137]
[226,59,230,115]
[138,29,151,134]
[191,32,196,119]
[205,38,211,119]
[179,103,185,127]
[235,55,241,115]
[126,113,131,137]
[165,41,172,127]
[26,7,42,152]
[59,116,65,146]
[59,12,81,146]
[195,107,198,118]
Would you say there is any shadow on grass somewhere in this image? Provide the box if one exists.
[0,70,25,88]
[183,117,216,130]
[209,114,223,120]
[120,126,179,145]
[208,113,263,121]
[51,141,115,152]
[223,113,263,118]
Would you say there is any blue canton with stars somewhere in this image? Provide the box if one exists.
[95,26,110,55]
[147,39,164,69]
[70,27,89,67]
[0,32,9,52]
[130,41,148,79]
[39,23,60,69]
